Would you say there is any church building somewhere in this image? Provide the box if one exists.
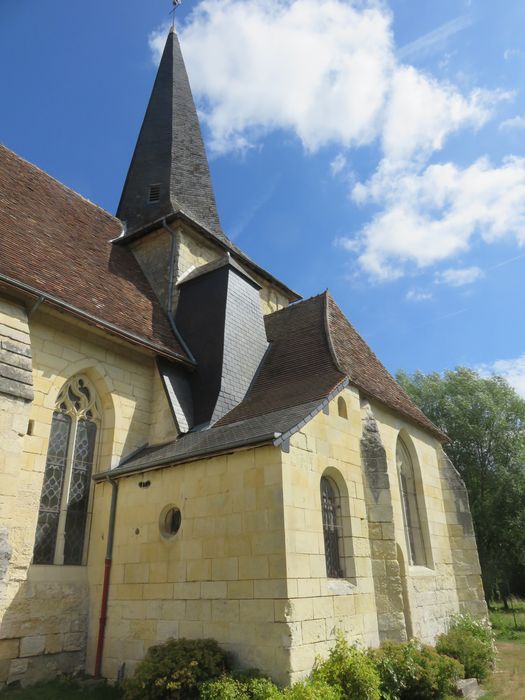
[0,26,485,688]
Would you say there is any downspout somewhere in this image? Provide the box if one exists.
[94,478,119,678]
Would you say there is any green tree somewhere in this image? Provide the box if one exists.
[396,367,525,603]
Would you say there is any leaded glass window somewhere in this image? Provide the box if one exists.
[396,438,427,566]
[33,376,100,565]
[321,476,344,578]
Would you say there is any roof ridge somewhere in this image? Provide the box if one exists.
[326,293,447,440]
[265,291,326,318]
[323,291,346,375]
[0,143,121,226]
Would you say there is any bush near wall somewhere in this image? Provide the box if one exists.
[123,620,494,700]
[123,638,229,700]
[436,613,496,681]
[369,641,463,700]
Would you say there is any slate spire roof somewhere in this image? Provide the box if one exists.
[117,27,227,242]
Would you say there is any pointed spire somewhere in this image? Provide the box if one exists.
[117,28,225,239]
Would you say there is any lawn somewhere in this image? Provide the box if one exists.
[483,642,525,700]
[489,598,525,644]
[0,679,122,699]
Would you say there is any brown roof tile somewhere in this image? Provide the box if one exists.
[218,291,445,441]
[326,293,446,440]
[0,145,188,362]
[217,293,346,426]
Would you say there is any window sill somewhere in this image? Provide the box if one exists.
[407,565,435,577]
[327,578,357,595]
[28,564,88,583]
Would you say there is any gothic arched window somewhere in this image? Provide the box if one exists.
[321,476,344,578]
[396,438,427,566]
[33,376,100,566]
[337,397,348,419]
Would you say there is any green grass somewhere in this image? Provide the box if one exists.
[489,598,525,644]
[0,679,122,699]
[483,642,525,700]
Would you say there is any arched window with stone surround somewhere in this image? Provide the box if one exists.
[396,437,427,567]
[337,396,348,419]
[321,475,344,578]
[33,375,101,565]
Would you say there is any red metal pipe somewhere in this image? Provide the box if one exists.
[94,479,118,678]
[95,557,112,677]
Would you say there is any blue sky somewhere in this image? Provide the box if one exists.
[1,0,525,394]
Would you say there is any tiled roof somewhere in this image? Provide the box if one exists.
[0,144,189,362]
[103,291,444,475]
[217,293,346,426]
[326,293,447,440]
[94,400,326,478]
[219,291,445,440]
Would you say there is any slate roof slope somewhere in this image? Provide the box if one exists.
[216,293,346,426]
[100,294,349,477]
[117,28,226,242]
[326,293,447,441]
[103,291,445,476]
[94,400,326,478]
[0,144,189,362]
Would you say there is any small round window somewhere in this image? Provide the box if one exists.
[159,505,182,539]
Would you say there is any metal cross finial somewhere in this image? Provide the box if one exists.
[171,0,183,28]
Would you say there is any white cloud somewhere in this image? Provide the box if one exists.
[499,115,525,131]
[347,156,525,280]
[406,289,432,302]
[435,266,483,286]
[147,1,519,282]
[330,153,347,176]
[504,48,524,61]
[397,14,473,61]
[175,0,395,154]
[147,0,502,158]
[148,24,169,64]
[381,66,497,164]
[480,355,525,398]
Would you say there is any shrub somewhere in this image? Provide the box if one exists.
[282,679,341,700]
[311,635,381,700]
[123,638,229,700]
[199,676,248,700]
[436,613,496,681]
[200,676,340,700]
[370,640,463,700]
[199,675,282,700]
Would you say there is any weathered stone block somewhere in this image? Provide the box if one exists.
[19,635,45,657]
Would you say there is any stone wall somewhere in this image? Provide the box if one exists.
[281,388,379,681]
[85,446,292,684]
[281,389,487,680]
[360,403,406,642]
[371,402,485,643]
[0,299,34,687]
[131,223,290,319]
[0,305,176,687]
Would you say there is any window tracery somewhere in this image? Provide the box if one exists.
[33,376,100,566]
